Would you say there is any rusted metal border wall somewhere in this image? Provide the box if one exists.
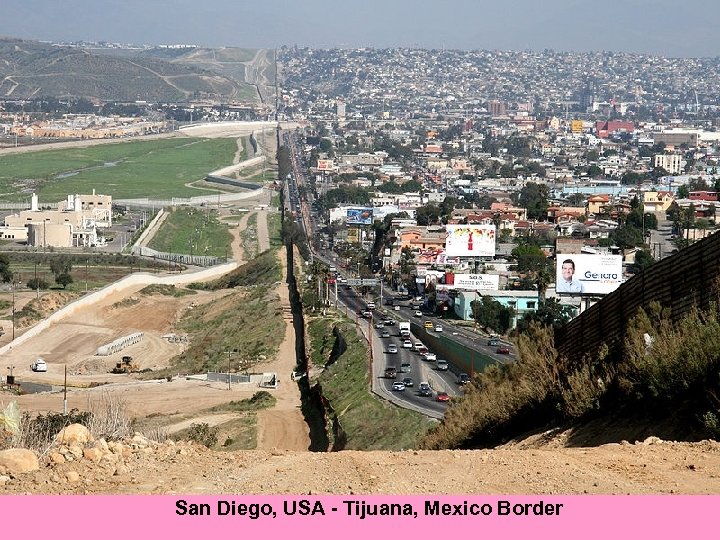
[555,232,720,363]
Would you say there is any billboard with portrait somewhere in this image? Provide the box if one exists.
[346,207,373,225]
[555,254,623,295]
[445,224,496,257]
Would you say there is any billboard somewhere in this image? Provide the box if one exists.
[452,273,500,291]
[555,254,623,295]
[317,159,335,171]
[346,207,373,225]
[445,224,496,257]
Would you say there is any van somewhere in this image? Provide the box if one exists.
[31,358,48,372]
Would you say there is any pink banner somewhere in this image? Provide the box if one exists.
[1,495,715,538]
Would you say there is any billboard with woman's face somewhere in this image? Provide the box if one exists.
[555,254,623,295]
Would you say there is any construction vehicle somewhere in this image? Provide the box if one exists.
[111,356,139,374]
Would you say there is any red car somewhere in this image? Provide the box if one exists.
[436,391,450,403]
[496,346,510,355]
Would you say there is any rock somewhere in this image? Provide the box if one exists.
[83,447,104,462]
[131,434,149,448]
[49,452,66,465]
[56,424,93,445]
[0,448,40,474]
[66,471,81,483]
[0,475,10,485]
[68,445,83,460]
[643,436,663,446]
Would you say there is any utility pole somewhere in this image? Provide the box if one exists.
[63,365,68,414]
[226,350,233,391]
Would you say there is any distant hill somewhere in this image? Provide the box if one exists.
[0,38,266,103]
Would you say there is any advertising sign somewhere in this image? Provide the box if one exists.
[555,254,623,295]
[316,159,335,171]
[452,273,500,291]
[346,207,373,225]
[445,225,496,257]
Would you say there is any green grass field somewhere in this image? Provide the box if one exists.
[148,207,233,258]
[0,137,240,202]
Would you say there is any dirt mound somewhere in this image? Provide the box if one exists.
[17,291,80,328]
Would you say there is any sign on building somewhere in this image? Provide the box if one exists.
[452,274,500,291]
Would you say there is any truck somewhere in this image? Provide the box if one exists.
[399,321,411,338]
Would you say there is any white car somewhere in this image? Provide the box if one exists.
[391,381,406,391]
[402,339,413,348]
[387,344,398,354]
[415,310,423,317]
[435,325,443,332]
[422,352,437,362]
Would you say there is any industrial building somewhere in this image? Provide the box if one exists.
[0,191,112,248]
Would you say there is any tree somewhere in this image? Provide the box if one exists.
[611,223,644,250]
[49,256,72,279]
[512,182,549,220]
[415,203,441,226]
[0,253,12,282]
[629,250,655,274]
[471,296,514,334]
[26,277,49,290]
[517,298,574,332]
[56,273,73,289]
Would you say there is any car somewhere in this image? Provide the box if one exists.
[402,339,413,348]
[436,391,450,403]
[457,373,470,385]
[487,338,499,346]
[400,362,411,373]
[383,319,395,326]
[418,382,433,397]
[497,346,510,354]
[394,305,401,311]
[435,325,443,332]
[374,322,385,329]
[436,359,449,371]
[422,352,437,362]
[415,310,423,317]
[413,342,423,351]
[380,330,391,338]
[424,321,434,329]
[387,344,398,354]
[402,377,414,387]
[415,344,428,355]
[384,367,398,379]
[367,302,375,310]
[391,381,406,391]
[31,358,47,372]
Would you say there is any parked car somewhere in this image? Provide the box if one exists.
[384,367,398,379]
[415,310,423,317]
[436,391,450,403]
[418,381,433,397]
[424,321,434,329]
[497,346,510,355]
[387,344,398,354]
[402,377,414,387]
[391,381,406,391]
[434,325,443,332]
[436,359,449,371]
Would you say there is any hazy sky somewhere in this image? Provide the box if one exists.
[3,0,720,57]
